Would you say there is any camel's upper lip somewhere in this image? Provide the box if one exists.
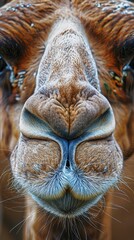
[30,190,103,217]
[25,167,119,201]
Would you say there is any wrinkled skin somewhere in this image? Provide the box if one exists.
[0,0,134,240]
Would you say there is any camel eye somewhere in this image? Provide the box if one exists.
[0,56,8,73]
[123,57,134,101]
[129,57,134,69]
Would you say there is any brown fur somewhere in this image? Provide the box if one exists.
[0,0,134,239]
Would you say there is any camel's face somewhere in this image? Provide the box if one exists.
[1,0,133,218]
[11,18,123,217]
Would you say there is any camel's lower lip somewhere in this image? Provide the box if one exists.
[30,191,103,217]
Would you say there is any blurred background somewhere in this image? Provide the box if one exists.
[112,155,134,240]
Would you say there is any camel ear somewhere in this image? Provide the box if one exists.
[122,57,134,102]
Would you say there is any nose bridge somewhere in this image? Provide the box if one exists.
[21,19,115,141]
[36,19,100,93]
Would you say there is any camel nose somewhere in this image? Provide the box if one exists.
[20,21,115,140]
[20,83,115,140]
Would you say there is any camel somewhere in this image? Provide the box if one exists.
[0,0,134,239]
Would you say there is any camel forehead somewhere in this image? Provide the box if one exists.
[1,0,134,51]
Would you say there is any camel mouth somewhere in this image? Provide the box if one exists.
[14,160,121,218]
[30,190,103,217]
[11,131,123,215]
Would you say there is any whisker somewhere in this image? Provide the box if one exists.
[9,213,31,234]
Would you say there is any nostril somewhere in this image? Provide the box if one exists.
[85,107,115,140]
[20,108,53,139]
